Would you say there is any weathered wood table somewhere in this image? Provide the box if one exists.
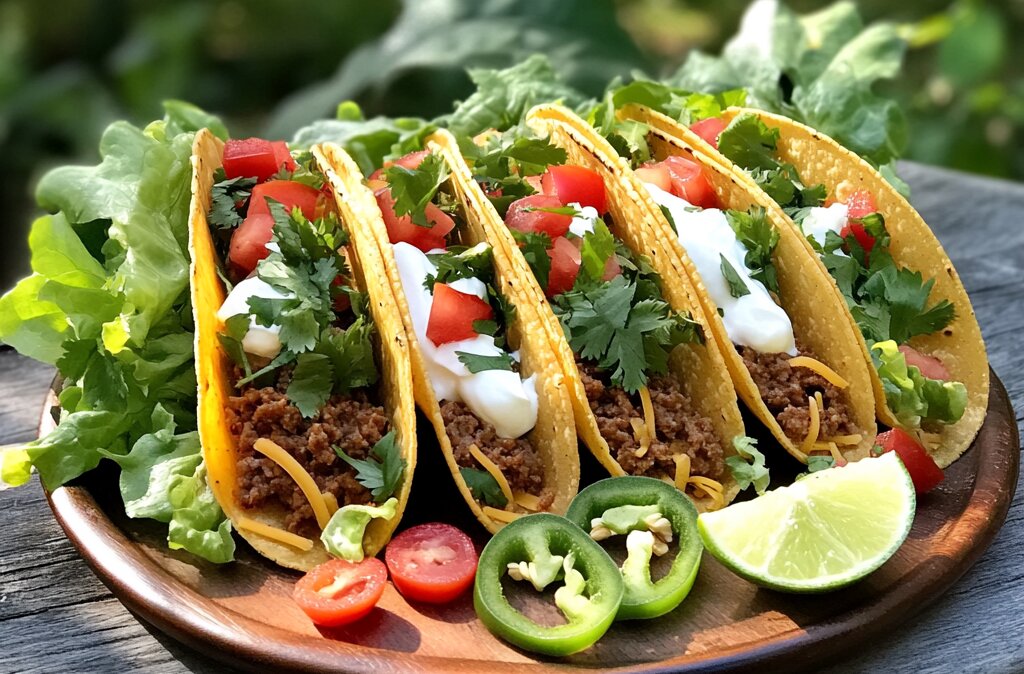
[1,162,1022,673]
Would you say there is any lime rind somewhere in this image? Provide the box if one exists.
[697,453,916,593]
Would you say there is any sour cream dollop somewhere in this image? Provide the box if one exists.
[644,183,797,355]
[392,242,539,438]
[567,202,601,238]
[217,276,289,359]
[800,202,849,257]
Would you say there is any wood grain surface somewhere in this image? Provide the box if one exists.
[2,162,1023,673]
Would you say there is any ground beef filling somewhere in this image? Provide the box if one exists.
[228,367,388,537]
[576,359,725,481]
[440,400,553,510]
[738,346,854,442]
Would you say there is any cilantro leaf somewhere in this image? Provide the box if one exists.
[425,243,494,291]
[456,351,515,373]
[807,455,835,473]
[472,319,498,336]
[578,221,616,283]
[725,436,770,495]
[660,205,677,234]
[216,314,253,378]
[315,320,379,395]
[335,430,405,502]
[383,153,449,228]
[286,353,334,418]
[725,206,779,293]
[459,467,508,508]
[719,255,750,298]
[208,174,255,230]
[510,230,552,291]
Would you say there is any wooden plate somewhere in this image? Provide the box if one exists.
[42,369,1018,673]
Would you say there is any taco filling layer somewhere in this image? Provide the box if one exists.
[368,150,549,509]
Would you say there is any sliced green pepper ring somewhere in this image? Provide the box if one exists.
[566,476,702,620]
[474,513,624,656]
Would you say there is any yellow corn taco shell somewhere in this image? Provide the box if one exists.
[315,138,579,533]
[188,129,417,571]
[481,111,745,510]
[530,104,878,465]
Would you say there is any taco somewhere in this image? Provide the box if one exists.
[189,130,416,571]
[314,139,579,532]
[624,102,987,466]
[433,120,752,509]
[527,103,878,467]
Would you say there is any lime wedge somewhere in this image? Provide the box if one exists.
[698,452,915,592]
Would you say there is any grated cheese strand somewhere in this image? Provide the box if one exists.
[673,454,691,491]
[789,356,849,389]
[253,438,332,529]
[237,517,315,551]
[322,492,339,516]
[819,433,863,446]
[631,418,650,457]
[687,476,726,510]
[639,385,657,446]
[827,441,845,464]
[800,395,821,456]
[468,443,516,509]
[482,506,521,523]
[514,492,542,511]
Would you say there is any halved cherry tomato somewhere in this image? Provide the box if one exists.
[541,165,607,214]
[375,188,455,252]
[427,283,494,346]
[876,428,944,494]
[634,165,672,193]
[228,213,275,277]
[384,523,478,604]
[840,190,879,254]
[248,180,322,221]
[505,195,572,238]
[223,138,281,182]
[546,236,582,297]
[271,141,298,173]
[689,117,728,149]
[662,155,720,209]
[293,557,387,627]
[898,345,951,381]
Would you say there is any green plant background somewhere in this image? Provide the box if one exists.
[1,0,1019,289]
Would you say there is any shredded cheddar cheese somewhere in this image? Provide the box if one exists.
[820,433,863,446]
[688,476,726,510]
[640,384,657,444]
[826,441,845,464]
[468,443,516,508]
[673,454,691,491]
[631,418,650,457]
[513,492,541,511]
[482,506,521,523]
[789,356,849,389]
[322,492,339,516]
[237,517,315,551]
[253,438,331,529]
[801,395,821,456]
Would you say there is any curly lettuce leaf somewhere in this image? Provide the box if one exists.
[872,340,967,429]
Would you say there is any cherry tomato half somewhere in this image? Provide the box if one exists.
[662,155,720,209]
[293,557,387,627]
[877,428,944,494]
[541,165,608,214]
[545,235,582,297]
[505,195,573,238]
[899,345,951,381]
[839,190,879,254]
[385,523,478,604]
[689,117,728,149]
[427,283,494,346]
[228,213,275,277]
[376,187,455,252]
[248,180,322,221]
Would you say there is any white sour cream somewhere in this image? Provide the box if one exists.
[800,202,849,257]
[217,276,289,359]
[644,183,797,355]
[392,242,539,439]
[567,202,601,238]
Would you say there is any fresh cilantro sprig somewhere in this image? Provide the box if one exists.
[719,255,750,298]
[208,172,256,230]
[460,467,508,507]
[725,206,779,294]
[269,149,326,190]
[424,242,493,291]
[725,436,770,495]
[806,455,835,473]
[456,351,515,373]
[383,152,449,227]
[459,126,566,215]
[510,230,552,291]
[335,430,405,502]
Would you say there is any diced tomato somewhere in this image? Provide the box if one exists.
[634,165,672,193]
[271,141,298,173]
[662,155,720,209]
[877,428,944,495]
[524,174,544,193]
[390,150,429,171]
[689,117,728,149]
[375,188,455,252]
[427,283,494,346]
[603,253,622,281]
[248,180,322,221]
[384,523,478,604]
[223,138,281,182]
[332,276,352,314]
[505,195,572,238]
[898,345,951,381]
[228,213,275,277]
[293,558,387,627]
[546,236,582,297]
[840,189,879,254]
[540,165,607,214]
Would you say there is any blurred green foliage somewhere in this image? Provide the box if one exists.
[1,0,1021,289]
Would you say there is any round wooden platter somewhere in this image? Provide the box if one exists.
[41,369,1018,673]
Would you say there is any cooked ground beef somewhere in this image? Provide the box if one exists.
[738,345,854,441]
[576,360,725,481]
[440,400,552,508]
[228,367,389,537]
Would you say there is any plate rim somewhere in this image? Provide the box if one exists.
[41,367,1019,673]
